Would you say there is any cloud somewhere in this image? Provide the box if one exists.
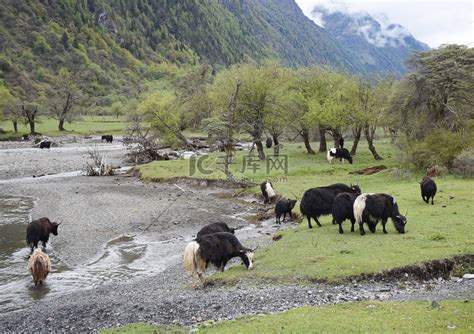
[295,0,474,47]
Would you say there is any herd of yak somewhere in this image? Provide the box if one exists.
[23,150,437,288]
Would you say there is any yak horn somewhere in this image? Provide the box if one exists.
[252,245,259,252]
[405,210,408,217]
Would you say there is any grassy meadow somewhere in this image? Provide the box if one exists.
[139,139,474,283]
[0,116,128,139]
[197,300,473,333]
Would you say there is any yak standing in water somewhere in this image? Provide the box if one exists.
[183,232,256,287]
[26,218,60,252]
[27,248,51,286]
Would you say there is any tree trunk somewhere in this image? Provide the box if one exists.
[272,134,280,156]
[29,120,35,134]
[58,118,65,131]
[350,127,362,155]
[12,120,18,133]
[302,128,315,154]
[364,125,382,160]
[255,140,265,160]
[318,125,327,152]
[332,128,341,148]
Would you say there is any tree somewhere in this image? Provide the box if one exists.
[61,31,69,49]
[0,84,15,127]
[49,68,82,131]
[208,61,287,160]
[138,90,195,150]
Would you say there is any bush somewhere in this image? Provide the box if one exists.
[406,129,468,169]
[451,148,474,177]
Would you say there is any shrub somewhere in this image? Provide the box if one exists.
[451,148,474,177]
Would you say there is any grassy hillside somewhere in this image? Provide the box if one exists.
[138,140,474,283]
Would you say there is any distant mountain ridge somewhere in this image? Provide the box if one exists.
[0,0,429,105]
[310,5,430,74]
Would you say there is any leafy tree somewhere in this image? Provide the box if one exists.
[48,68,83,131]
[389,45,474,168]
[0,84,14,123]
[138,90,194,149]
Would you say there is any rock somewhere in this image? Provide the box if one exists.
[462,273,474,280]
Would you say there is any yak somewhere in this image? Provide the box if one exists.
[265,137,273,149]
[183,232,256,287]
[196,222,235,238]
[300,183,361,229]
[26,217,60,252]
[27,248,51,286]
[331,192,360,234]
[327,148,353,164]
[354,193,407,236]
[275,199,297,224]
[39,141,52,149]
[260,181,276,204]
[420,176,437,205]
[101,135,113,143]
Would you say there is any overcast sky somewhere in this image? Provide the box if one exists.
[295,0,474,48]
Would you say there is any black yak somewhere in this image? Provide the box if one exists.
[101,135,113,143]
[331,192,360,234]
[354,193,407,236]
[275,199,297,224]
[265,137,273,149]
[196,222,235,238]
[27,248,51,286]
[183,232,256,287]
[39,141,52,149]
[420,176,437,205]
[260,181,276,204]
[300,183,361,229]
[26,218,60,252]
[338,137,344,149]
[327,148,353,164]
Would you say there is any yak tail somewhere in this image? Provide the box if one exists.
[183,241,206,274]
[266,182,276,198]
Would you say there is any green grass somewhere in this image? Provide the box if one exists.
[197,300,474,333]
[100,323,187,334]
[0,116,128,139]
[138,140,474,283]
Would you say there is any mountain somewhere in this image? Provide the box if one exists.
[309,6,430,74]
[0,0,426,107]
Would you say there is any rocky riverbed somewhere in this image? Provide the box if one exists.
[0,136,472,332]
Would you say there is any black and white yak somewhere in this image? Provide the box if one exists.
[260,181,276,204]
[327,148,353,164]
[27,248,51,286]
[354,193,407,236]
[300,183,361,229]
[183,232,256,287]
[420,176,437,205]
[196,222,235,238]
[331,192,360,234]
[26,217,60,253]
[275,199,297,224]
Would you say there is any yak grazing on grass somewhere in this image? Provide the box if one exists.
[300,183,361,229]
[27,248,51,286]
[353,193,407,236]
[196,222,235,238]
[26,218,60,252]
[183,232,256,287]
